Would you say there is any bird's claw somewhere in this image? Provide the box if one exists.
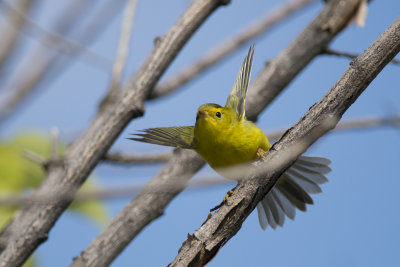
[210,190,234,212]
[256,148,266,158]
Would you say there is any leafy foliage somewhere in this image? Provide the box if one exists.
[0,132,108,229]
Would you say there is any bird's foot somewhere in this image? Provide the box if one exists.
[256,148,267,158]
[210,190,234,212]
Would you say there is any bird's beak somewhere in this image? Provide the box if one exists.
[196,110,210,121]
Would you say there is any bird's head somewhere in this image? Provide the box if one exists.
[195,103,237,134]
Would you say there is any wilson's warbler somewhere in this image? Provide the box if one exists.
[131,46,331,230]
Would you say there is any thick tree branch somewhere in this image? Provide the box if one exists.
[0,0,229,266]
[170,15,400,267]
[149,0,317,100]
[72,0,363,265]
[72,150,205,267]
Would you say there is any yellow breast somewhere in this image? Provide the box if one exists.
[194,116,271,171]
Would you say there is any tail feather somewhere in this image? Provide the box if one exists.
[256,155,331,230]
[271,189,295,220]
[285,170,322,194]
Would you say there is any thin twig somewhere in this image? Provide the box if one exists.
[149,0,317,100]
[0,176,230,207]
[99,0,139,112]
[323,47,400,65]
[23,150,46,166]
[267,114,400,140]
[50,127,60,160]
[0,0,34,73]
[103,152,172,164]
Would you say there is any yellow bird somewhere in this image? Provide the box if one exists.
[131,45,331,230]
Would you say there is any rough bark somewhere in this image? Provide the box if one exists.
[72,150,204,267]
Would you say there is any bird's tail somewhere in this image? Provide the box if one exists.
[256,155,331,230]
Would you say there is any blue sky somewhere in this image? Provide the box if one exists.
[1,0,400,266]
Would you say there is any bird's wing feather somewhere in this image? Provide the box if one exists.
[129,126,194,149]
[225,45,254,120]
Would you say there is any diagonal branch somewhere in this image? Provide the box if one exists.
[149,0,317,100]
[72,150,205,267]
[71,0,363,265]
[99,0,139,112]
[0,0,230,266]
[170,15,400,267]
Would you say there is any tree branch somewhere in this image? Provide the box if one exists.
[246,0,363,122]
[149,0,317,100]
[103,151,172,164]
[170,15,400,267]
[99,0,139,112]
[71,0,363,265]
[71,150,205,267]
[0,0,229,266]
[323,47,400,64]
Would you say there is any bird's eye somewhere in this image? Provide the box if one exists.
[216,112,221,118]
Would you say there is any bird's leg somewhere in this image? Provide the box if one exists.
[210,189,234,212]
[256,147,267,158]
[224,189,234,202]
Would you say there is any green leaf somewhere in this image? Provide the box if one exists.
[0,132,108,227]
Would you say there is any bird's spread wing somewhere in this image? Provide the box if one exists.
[257,155,331,230]
[225,45,254,120]
[129,126,195,149]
